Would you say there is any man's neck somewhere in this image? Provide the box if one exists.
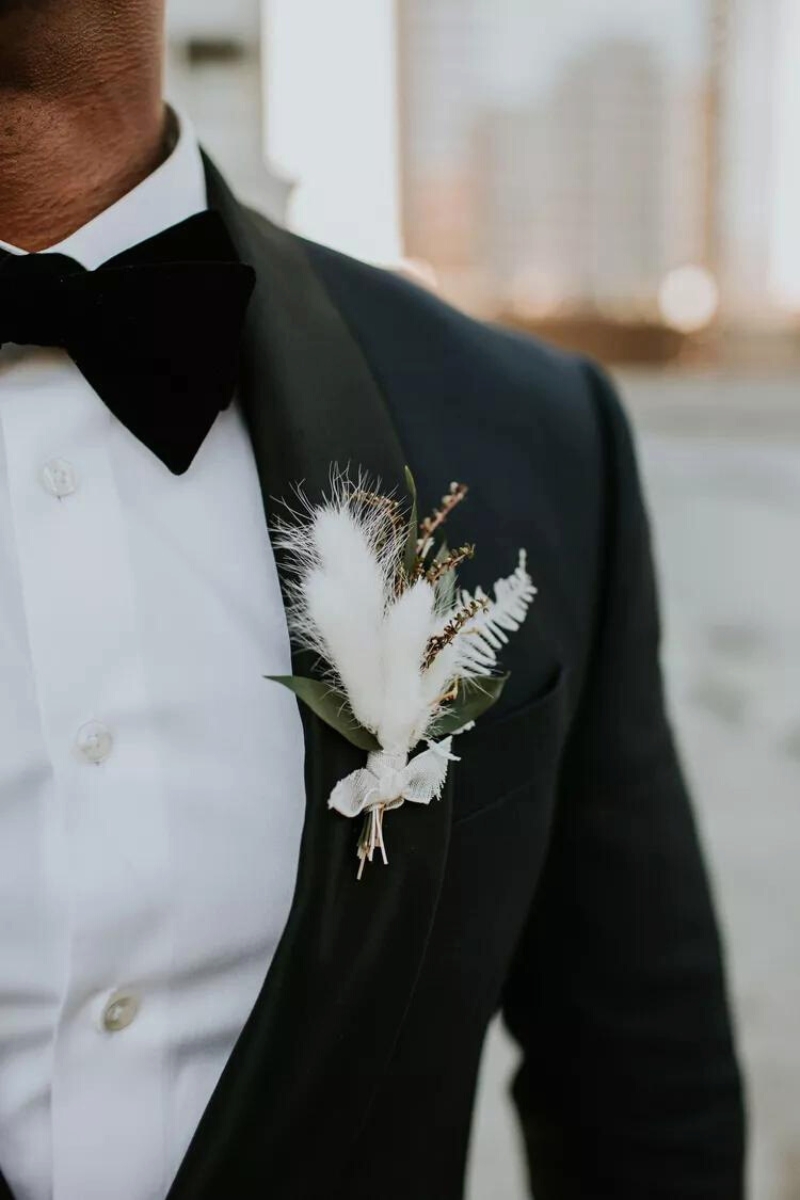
[0,2,168,251]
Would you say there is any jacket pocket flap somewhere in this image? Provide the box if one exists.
[452,665,569,822]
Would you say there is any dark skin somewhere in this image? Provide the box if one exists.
[0,0,168,250]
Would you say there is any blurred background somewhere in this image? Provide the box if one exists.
[165,2,800,1196]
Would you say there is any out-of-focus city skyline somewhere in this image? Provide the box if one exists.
[166,0,800,364]
[400,0,797,328]
[467,0,708,102]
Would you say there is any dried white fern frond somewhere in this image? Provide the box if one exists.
[448,550,537,678]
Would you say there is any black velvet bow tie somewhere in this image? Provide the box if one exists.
[0,211,256,474]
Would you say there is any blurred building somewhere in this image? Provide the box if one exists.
[477,40,671,318]
[398,0,800,366]
[398,5,712,350]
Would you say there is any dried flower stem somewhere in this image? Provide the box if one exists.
[357,805,388,879]
[351,489,410,594]
[422,543,475,586]
[417,483,469,555]
[436,682,460,706]
[353,489,407,542]
[422,597,488,670]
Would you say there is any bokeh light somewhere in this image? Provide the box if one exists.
[658,265,720,333]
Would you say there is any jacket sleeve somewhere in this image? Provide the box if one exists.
[500,361,746,1199]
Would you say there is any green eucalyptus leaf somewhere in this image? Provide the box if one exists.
[264,675,380,752]
[403,465,419,579]
[431,675,509,737]
[436,569,457,614]
[432,540,457,612]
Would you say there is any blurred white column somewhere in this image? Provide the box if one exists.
[770,0,800,309]
[718,0,782,319]
[262,0,402,263]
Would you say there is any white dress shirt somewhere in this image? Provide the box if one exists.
[0,111,306,1200]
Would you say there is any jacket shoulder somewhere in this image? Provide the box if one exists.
[295,236,644,699]
[299,237,601,445]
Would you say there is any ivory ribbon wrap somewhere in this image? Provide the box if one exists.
[328,738,458,819]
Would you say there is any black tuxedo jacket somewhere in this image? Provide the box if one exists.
[0,161,745,1200]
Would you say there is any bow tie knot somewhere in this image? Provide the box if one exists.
[0,251,83,349]
[0,212,256,474]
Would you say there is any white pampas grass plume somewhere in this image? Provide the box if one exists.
[420,640,459,708]
[303,507,387,730]
[377,580,437,751]
[273,472,408,732]
[447,550,537,678]
[274,469,404,612]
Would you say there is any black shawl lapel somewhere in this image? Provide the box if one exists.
[165,161,452,1198]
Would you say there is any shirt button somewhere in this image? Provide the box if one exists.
[40,458,78,498]
[100,990,141,1033]
[75,720,114,764]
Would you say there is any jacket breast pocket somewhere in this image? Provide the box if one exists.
[451,665,569,825]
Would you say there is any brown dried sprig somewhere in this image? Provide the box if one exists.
[417,482,469,553]
[436,681,460,706]
[417,543,475,586]
[422,596,488,670]
[352,489,409,591]
[353,489,407,541]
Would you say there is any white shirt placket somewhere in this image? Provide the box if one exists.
[0,350,173,1199]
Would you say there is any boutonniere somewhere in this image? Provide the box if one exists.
[267,468,536,877]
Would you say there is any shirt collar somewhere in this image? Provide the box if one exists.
[0,105,207,269]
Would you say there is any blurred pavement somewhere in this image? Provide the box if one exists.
[467,372,800,1200]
